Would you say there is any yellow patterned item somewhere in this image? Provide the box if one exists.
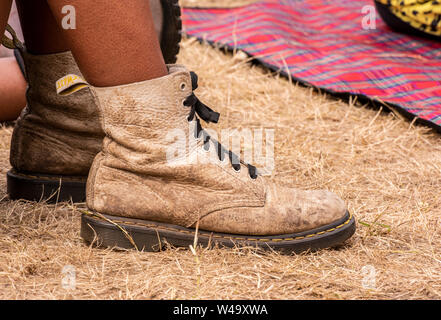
[376,0,441,36]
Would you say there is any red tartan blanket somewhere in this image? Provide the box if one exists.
[183,0,441,130]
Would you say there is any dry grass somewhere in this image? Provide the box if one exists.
[0,0,440,300]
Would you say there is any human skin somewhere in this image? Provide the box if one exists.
[0,0,25,122]
[0,57,26,121]
[0,0,67,122]
[16,0,70,54]
[46,0,168,87]
[0,0,168,121]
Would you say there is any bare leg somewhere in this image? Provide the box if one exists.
[0,1,26,122]
[0,57,26,121]
[0,0,66,122]
[15,0,69,54]
[46,0,167,87]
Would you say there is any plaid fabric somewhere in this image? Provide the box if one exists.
[183,0,441,129]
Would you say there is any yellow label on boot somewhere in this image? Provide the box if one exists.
[56,74,89,96]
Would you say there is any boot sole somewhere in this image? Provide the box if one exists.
[7,170,86,203]
[81,211,356,253]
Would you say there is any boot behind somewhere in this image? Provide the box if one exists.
[7,50,103,203]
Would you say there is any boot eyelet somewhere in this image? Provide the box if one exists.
[193,130,204,143]
[233,165,241,173]
[182,99,188,107]
[218,155,227,165]
[180,82,187,91]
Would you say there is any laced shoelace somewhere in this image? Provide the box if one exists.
[183,71,258,180]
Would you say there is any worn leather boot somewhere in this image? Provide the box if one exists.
[7,50,101,202]
[81,65,356,253]
[3,0,182,202]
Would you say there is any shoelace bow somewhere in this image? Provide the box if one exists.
[183,71,258,180]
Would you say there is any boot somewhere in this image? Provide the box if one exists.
[3,0,182,203]
[81,65,355,253]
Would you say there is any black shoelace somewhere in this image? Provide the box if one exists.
[183,71,258,180]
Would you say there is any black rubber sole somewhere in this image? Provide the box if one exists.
[81,211,356,253]
[7,170,86,203]
[160,0,182,64]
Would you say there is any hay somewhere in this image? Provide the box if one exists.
[0,1,440,299]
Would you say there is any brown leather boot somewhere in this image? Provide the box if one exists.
[7,50,102,203]
[81,65,355,253]
[3,0,182,203]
